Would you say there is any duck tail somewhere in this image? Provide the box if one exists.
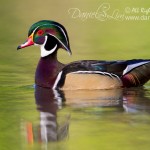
[121,62,150,87]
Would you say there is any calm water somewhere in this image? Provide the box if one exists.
[1,85,150,150]
[1,0,150,150]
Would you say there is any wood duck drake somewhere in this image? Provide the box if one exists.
[17,20,150,90]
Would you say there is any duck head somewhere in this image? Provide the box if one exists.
[17,20,71,57]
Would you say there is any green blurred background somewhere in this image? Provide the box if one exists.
[1,0,150,86]
[0,0,150,150]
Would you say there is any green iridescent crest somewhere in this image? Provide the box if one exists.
[28,20,71,53]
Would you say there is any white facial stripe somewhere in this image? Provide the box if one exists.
[48,34,71,55]
[31,26,39,35]
[40,35,57,57]
[52,24,69,45]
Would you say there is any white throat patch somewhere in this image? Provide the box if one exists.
[40,35,57,57]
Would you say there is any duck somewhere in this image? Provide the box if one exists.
[17,20,150,90]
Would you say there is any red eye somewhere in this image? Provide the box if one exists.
[37,30,44,35]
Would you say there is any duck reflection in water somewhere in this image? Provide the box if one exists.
[32,86,123,143]
[123,87,150,113]
[25,85,150,144]
[35,85,70,142]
